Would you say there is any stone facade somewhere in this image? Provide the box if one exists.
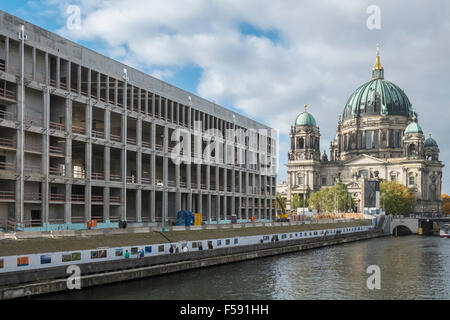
[285,49,444,213]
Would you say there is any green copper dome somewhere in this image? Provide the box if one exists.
[404,121,423,134]
[342,78,413,120]
[424,135,438,147]
[295,105,317,126]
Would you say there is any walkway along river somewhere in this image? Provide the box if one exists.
[38,235,450,300]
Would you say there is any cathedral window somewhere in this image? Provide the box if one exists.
[409,176,415,186]
[365,131,372,149]
[298,175,304,185]
[391,175,396,181]
[321,177,327,186]
[394,132,400,148]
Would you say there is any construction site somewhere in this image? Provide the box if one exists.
[0,11,277,232]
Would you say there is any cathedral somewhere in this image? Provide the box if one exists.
[286,47,444,213]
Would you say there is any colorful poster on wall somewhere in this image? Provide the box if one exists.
[145,246,152,254]
[17,257,29,267]
[98,250,107,258]
[62,254,72,262]
[115,249,123,257]
[0,259,3,269]
[90,251,98,259]
[40,255,51,264]
[72,252,81,261]
[131,247,138,255]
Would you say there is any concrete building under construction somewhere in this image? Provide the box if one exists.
[0,11,277,231]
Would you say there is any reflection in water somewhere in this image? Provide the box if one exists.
[40,236,450,300]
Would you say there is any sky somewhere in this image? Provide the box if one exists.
[2,0,450,193]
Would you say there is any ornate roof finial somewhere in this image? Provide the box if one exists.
[372,44,384,79]
[304,104,307,111]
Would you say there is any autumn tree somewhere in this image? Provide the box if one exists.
[442,194,450,215]
[380,180,416,215]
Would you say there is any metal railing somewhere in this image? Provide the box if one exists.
[49,193,65,202]
[71,216,85,223]
[71,194,85,202]
[0,137,15,149]
[0,161,15,171]
[155,143,163,151]
[127,137,137,145]
[49,121,65,131]
[110,133,121,142]
[48,219,65,224]
[110,174,122,182]
[0,191,15,201]
[0,87,16,101]
[91,195,104,202]
[0,60,5,72]
[142,141,151,148]
[49,145,64,155]
[91,216,103,222]
[49,166,65,176]
[0,110,16,121]
[92,130,105,139]
[126,175,137,184]
[91,172,105,180]
[72,167,86,179]
[141,177,151,185]
[72,125,85,135]
[110,195,121,204]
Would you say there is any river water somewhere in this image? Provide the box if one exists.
[42,236,450,300]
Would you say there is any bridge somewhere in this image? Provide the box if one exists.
[389,215,450,236]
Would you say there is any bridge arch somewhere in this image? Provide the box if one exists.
[392,225,412,236]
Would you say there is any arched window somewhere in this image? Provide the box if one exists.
[408,144,416,156]
[297,137,304,149]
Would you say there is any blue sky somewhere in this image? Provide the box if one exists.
[2,1,450,193]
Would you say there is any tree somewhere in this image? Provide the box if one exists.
[442,194,450,215]
[291,194,302,209]
[380,180,416,215]
[307,182,353,213]
[276,193,286,213]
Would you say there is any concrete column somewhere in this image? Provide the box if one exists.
[176,163,181,213]
[207,194,211,223]
[87,68,91,98]
[77,65,81,94]
[64,99,72,223]
[150,189,155,222]
[42,89,50,224]
[137,188,142,222]
[66,61,71,92]
[56,56,60,88]
[105,76,109,103]
[144,90,148,115]
[85,101,92,222]
[215,193,220,222]
[32,47,36,81]
[45,52,49,87]
[103,186,110,222]
[130,86,134,111]
[97,72,101,99]
[4,37,8,73]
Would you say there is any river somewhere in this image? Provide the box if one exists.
[40,236,450,300]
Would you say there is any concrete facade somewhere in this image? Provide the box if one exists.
[0,11,277,231]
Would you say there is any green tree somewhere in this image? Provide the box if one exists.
[380,180,416,215]
[307,182,353,213]
[276,193,286,213]
[291,194,302,209]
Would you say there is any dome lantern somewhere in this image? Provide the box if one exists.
[372,44,384,80]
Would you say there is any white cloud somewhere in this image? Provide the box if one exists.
[48,0,450,190]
